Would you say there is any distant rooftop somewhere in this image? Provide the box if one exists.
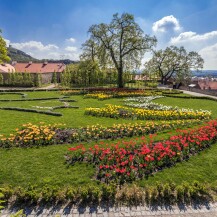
[12,62,66,73]
[0,63,15,73]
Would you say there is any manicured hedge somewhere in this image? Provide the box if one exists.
[0,107,62,116]
[163,94,217,101]
[0,181,213,206]
[52,105,79,110]
[59,99,77,102]
[0,97,68,102]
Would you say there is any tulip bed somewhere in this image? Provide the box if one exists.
[85,104,211,120]
[67,120,217,184]
[62,88,182,100]
[0,123,59,148]
[84,93,113,100]
[0,119,203,148]
[124,96,213,112]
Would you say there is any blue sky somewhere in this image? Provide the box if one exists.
[1,0,217,69]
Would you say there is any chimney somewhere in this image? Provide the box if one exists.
[12,61,17,66]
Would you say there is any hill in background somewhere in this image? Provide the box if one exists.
[7,46,78,65]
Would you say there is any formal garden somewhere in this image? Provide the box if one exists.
[0,88,217,207]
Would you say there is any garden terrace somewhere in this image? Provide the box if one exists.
[0,90,217,205]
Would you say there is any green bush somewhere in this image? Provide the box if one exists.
[0,182,213,206]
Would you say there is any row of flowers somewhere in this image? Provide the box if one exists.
[124,96,165,103]
[67,119,217,183]
[124,96,212,113]
[85,104,211,120]
[61,89,181,98]
[84,93,113,100]
[0,119,203,148]
[0,123,59,148]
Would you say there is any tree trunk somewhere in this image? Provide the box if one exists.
[160,77,164,84]
[117,67,124,88]
[160,76,168,85]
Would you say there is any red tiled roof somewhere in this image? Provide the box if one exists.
[14,63,66,73]
[0,64,15,73]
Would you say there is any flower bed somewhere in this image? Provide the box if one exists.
[84,93,113,100]
[85,104,211,120]
[124,96,210,112]
[60,90,83,95]
[0,120,202,148]
[54,119,203,144]
[0,123,59,148]
[67,120,217,184]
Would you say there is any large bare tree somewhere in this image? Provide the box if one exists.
[82,13,156,88]
[144,46,204,85]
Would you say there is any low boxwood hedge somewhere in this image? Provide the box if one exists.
[0,107,62,116]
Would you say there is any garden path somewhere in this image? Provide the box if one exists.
[182,89,217,100]
[2,202,217,217]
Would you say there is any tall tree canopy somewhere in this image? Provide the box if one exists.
[0,30,10,64]
[143,46,204,84]
[82,13,157,88]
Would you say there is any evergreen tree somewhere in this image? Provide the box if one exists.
[23,73,28,86]
[7,73,11,85]
[11,72,15,86]
[28,73,34,87]
[34,73,42,87]
[52,71,57,84]
[0,74,3,86]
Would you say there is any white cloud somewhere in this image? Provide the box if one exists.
[65,46,77,52]
[7,39,80,60]
[152,15,181,33]
[199,43,217,69]
[10,41,59,51]
[66,37,76,43]
[168,30,217,69]
[169,30,217,58]
[171,31,217,44]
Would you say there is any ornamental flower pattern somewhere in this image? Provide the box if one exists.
[85,104,211,120]
[67,120,217,184]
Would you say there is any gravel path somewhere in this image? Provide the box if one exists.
[182,89,217,99]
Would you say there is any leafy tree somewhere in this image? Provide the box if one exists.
[80,39,99,62]
[143,46,204,85]
[62,62,105,87]
[84,13,156,88]
[0,29,10,63]
[78,60,100,86]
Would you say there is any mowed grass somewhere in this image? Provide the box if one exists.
[0,91,217,189]
[0,93,143,135]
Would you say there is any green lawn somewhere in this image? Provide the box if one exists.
[0,91,217,190]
